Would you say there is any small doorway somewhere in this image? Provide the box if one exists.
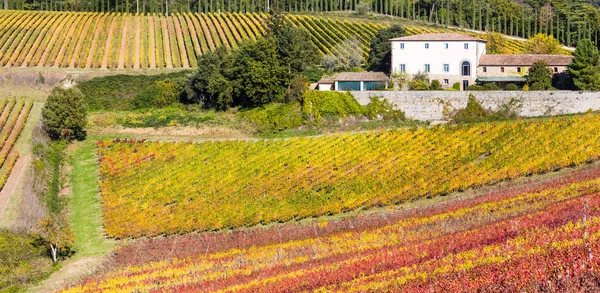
[462,80,469,90]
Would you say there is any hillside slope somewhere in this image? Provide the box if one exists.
[0,10,561,70]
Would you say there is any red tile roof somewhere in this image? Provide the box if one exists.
[390,33,486,42]
[479,54,573,66]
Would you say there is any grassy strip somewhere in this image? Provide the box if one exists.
[68,139,116,257]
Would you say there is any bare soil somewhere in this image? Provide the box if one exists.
[88,125,252,140]
[27,256,105,293]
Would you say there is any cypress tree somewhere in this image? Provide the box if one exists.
[569,39,600,91]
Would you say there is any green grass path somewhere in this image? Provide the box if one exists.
[68,139,116,256]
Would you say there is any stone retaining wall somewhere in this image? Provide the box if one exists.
[350,91,600,122]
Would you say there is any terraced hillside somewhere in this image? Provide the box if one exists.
[0,10,553,69]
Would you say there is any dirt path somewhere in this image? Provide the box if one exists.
[85,14,107,69]
[133,15,141,69]
[172,16,189,68]
[148,15,156,69]
[27,256,105,293]
[161,17,173,68]
[117,15,129,69]
[0,155,30,219]
[69,14,94,68]
[101,17,117,69]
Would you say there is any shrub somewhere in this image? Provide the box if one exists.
[430,79,442,90]
[42,87,87,141]
[409,79,430,90]
[467,85,484,91]
[483,83,500,90]
[355,2,371,15]
[452,94,489,123]
[529,82,547,90]
[452,82,461,90]
[363,96,405,121]
[78,71,189,111]
[303,66,326,83]
[0,230,53,292]
[504,83,519,90]
[153,78,182,108]
[241,102,303,132]
[302,91,363,121]
[523,84,530,91]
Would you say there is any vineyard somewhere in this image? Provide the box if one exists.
[0,10,546,69]
[97,114,600,238]
[61,165,600,292]
[0,99,32,191]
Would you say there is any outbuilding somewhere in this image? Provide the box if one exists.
[316,72,389,91]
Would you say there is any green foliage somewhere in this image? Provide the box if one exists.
[231,38,290,108]
[430,80,443,90]
[504,83,520,90]
[452,95,522,123]
[452,82,461,90]
[453,95,489,123]
[42,87,87,141]
[115,108,217,128]
[302,91,363,121]
[527,61,553,90]
[467,84,485,91]
[267,10,320,75]
[77,71,189,111]
[483,83,500,90]
[367,25,407,74]
[241,103,303,132]
[363,97,406,121]
[183,47,234,110]
[569,39,600,91]
[152,79,182,108]
[409,71,430,90]
[302,66,326,83]
[0,230,53,292]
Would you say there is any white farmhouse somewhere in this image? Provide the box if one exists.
[390,33,487,90]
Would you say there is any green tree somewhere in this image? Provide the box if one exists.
[267,9,320,74]
[569,39,600,91]
[367,24,407,74]
[231,38,289,107]
[524,33,562,54]
[42,87,87,141]
[527,60,553,89]
[184,47,234,110]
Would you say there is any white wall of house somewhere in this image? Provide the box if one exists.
[318,83,333,91]
[390,40,486,89]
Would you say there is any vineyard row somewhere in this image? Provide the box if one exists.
[0,10,385,69]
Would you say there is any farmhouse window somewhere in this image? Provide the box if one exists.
[501,67,505,73]
[483,66,487,73]
[425,43,429,49]
[444,79,449,85]
[517,67,521,73]
[400,64,406,72]
[461,61,471,76]
[443,64,449,72]
[425,64,431,72]
[444,43,449,49]
[400,43,404,49]
[464,43,469,49]
[554,67,558,73]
